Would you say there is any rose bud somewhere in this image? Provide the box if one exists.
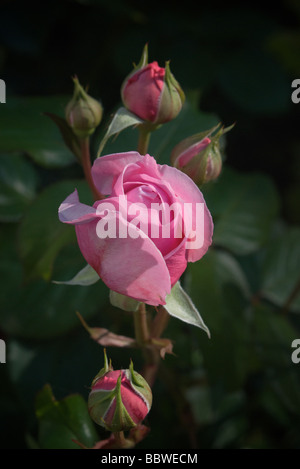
[65,76,103,138]
[171,123,234,185]
[88,351,152,432]
[121,44,185,125]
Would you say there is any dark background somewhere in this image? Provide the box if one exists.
[1,0,299,223]
[0,0,300,450]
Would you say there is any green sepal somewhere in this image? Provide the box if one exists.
[164,61,185,106]
[164,281,211,337]
[155,61,185,124]
[133,43,149,70]
[91,349,113,386]
[128,361,152,410]
[109,373,137,432]
[109,290,141,312]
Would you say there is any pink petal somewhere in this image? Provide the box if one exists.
[75,213,171,306]
[91,152,143,195]
[164,237,188,286]
[58,189,99,225]
[111,154,160,197]
[100,371,149,425]
[158,165,214,262]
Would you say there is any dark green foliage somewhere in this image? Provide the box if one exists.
[0,0,299,450]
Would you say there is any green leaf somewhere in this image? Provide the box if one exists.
[0,95,76,168]
[109,290,140,312]
[0,153,38,222]
[164,281,210,336]
[96,106,143,157]
[202,167,280,255]
[18,179,92,282]
[35,384,98,449]
[53,263,100,287]
[93,101,219,164]
[261,227,300,312]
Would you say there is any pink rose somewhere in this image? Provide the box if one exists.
[121,61,185,124]
[58,152,213,306]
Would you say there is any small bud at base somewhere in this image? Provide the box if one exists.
[88,363,152,432]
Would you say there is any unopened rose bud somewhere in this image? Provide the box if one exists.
[171,123,234,184]
[65,76,103,138]
[121,44,185,126]
[88,351,152,432]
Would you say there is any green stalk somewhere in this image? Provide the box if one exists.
[134,303,150,345]
[137,125,151,155]
[113,431,126,448]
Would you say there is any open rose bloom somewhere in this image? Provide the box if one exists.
[58,152,213,306]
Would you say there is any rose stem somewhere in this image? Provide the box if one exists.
[134,304,170,388]
[113,431,127,448]
[150,305,170,338]
[141,306,170,387]
[134,303,150,345]
[137,125,151,155]
[133,304,156,386]
[80,137,104,201]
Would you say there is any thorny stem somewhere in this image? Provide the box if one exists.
[80,137,104,201]
[151,305,170,338]
[134,303,170,388]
